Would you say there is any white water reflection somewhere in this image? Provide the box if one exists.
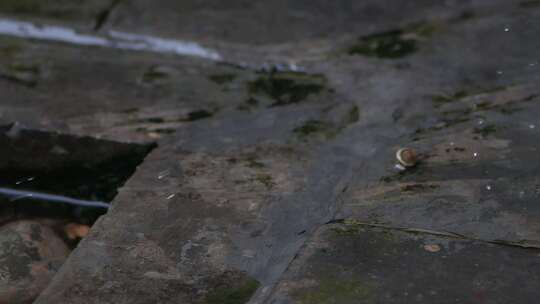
[0,18,222,60]
[0,187,110,208]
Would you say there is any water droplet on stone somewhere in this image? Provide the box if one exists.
[158,170,171,180]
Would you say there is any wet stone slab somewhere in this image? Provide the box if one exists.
[269,222,540,304]
[106,0,512,46]
[338,85,540,246]
[32,73,361,303]
[0,35,257,142]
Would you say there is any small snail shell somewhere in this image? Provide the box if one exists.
[396,148,418,167]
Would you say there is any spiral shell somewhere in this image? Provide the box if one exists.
[396,148,418,167]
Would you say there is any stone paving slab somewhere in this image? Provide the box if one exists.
[106,0,511,46]
[34,70,359,302]
[87,0,523,68]
[269,222,540,304]
[338,85,540,246]
[0,35,261,143]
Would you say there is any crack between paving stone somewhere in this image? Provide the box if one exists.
[327,219,540,250]
[94,0,124,31]
[256,183,352,304]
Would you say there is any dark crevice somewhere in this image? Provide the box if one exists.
[0,125,156,248]
[94,0,124,31]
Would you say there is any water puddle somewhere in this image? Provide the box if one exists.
[0,124,154,247]
[0,18,222,60]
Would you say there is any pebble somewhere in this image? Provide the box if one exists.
[0,221,70,304]
[423,244,441,253]
[65,223,91,240]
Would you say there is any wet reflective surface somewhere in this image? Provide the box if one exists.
[0,124,154,228]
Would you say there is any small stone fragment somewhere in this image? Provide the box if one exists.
[65,223,91,240]
[423,244,441,253]
[147,132,162,139]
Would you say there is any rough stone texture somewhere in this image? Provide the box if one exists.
[0,0,536,303]
[337,84,540,244]
[0,221,70,304]
[269,223,540,303]
[106,0,510,45]
[101,0,523,66]
[34,70,355,303]
[0,35,258,143]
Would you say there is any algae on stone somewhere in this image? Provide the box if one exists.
[205,278,260,304]
[294,276,374,304]
[248,71,326,107]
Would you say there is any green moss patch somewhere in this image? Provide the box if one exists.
[205,278,260,304]
[431,90,469,107]
[141,67,170,84]
[248,71,326,107]
[345,105,360,125]
[209,73,237,85]
[293,120,337,140]
[237,97,259,111]
[0,62,41,87]
[255,174,275,189]
[473,124,498,137]
[348,21,442,59]
[401,183,440,193]
[0,0,42,14]
[520,0,540,8]
[183,110,214,121]
[349,30,417,59]
[294,276,374,304]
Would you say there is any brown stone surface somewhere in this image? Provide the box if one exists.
[0,221,69,304]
